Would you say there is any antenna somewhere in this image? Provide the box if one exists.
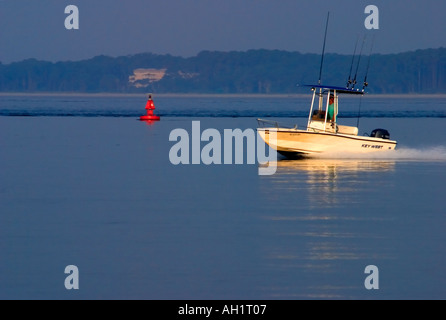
[346,35,359,89]
[318,12,330,85]
[352,35,366,89]
[362,35,375,92]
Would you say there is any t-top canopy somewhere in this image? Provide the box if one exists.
[298,84,365,95]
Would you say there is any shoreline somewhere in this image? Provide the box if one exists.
[0,92,445,99]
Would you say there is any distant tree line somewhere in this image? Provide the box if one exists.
[0,48,444,94]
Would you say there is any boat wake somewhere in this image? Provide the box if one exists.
[311,146,446,161]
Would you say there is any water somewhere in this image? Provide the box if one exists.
[1,94,446,300]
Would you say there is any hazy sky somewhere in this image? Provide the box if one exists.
[0,0,445,63]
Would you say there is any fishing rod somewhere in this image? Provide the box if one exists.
[362,35,375,92]
[346,35,359,89]
[318,12,330,86]
[351,35,366,90]
[357,36,375,127]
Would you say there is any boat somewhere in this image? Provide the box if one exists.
[257,85,397,158]
[257,13,397,158]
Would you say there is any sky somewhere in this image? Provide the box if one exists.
[0,0,445,63]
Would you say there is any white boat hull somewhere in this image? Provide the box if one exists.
[257,127,397,156]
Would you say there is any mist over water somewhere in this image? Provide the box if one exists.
[390,146,446,161]
[312,146,446,161]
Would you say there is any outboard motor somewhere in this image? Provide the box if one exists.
[371,128,390,139]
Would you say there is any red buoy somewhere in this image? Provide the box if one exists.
[140,94,160,121]
[140,114,160,121]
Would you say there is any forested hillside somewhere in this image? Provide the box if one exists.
[0,48,444,94]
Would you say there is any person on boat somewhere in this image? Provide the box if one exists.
[327,94,335,122]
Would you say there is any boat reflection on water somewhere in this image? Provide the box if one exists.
[273,157,396,173]
[261,158,395,208]
[257,158,396,298]
[273,157,396,175]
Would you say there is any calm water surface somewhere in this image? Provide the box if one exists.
[1,95,446,299]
